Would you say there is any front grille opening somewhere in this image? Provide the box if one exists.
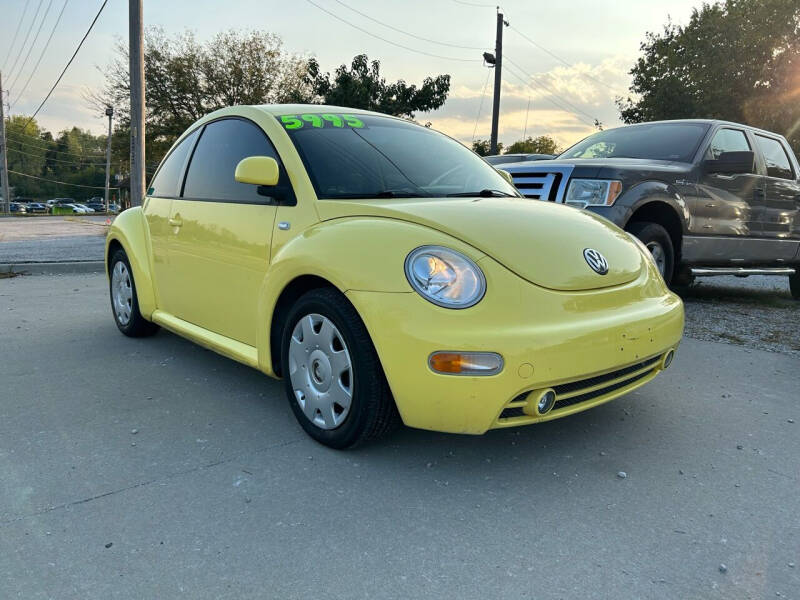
[499,406,527,419]
[553,370,652,411]
[552,356,659,397]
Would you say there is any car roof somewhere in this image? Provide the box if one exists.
[610,119,788,140]
[253,104,399,120]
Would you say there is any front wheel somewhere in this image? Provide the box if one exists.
[790,270,800,300]
[626,221,675,285]
[109,249,159,337]
[281,288,400,448]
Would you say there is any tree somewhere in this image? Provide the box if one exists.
[618,0,800,151]
[504,135,560,155]
[303,54,450,119]
[471,139,503,156]
[91,28,311,164]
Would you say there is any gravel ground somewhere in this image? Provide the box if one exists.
[680,275,799,357]
[0,216,109,263]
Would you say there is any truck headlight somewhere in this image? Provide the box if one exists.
[404,246,486,308]
[565,179,623,208]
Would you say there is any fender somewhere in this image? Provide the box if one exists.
[105,207,157,318]
[617,180,692,233]
[255,217,485,376]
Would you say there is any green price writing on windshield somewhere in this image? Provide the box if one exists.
[280,113,364,130]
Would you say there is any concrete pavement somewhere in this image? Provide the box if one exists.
[0,273,798,599]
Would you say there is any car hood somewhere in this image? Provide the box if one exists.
[316,197,643,291]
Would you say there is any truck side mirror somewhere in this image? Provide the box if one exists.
[704,150,754,175]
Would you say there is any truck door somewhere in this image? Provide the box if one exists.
[752,133,800,261]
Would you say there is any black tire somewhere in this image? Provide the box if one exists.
[109,248,159,337]
[627,221,675,285]
[790,271,800,300]
[280,287,400,449]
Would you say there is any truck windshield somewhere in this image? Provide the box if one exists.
[279,113,519,199]
[558,122,710,162]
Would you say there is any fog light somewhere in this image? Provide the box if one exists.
[536,389,557,415]
[662,349,675,370]
[428,352,503,376]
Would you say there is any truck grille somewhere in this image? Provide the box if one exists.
[504,164,574,203]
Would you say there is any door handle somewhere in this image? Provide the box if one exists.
[168,216,183,227]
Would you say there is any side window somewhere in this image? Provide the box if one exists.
[183,118,280,202]
[755,135,794,180]
[147,128,199,198]
[706,128,750,160]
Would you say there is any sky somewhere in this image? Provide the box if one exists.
[0,0,703,150]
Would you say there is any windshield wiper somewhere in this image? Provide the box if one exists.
[329,190,430,199]
[447,189,517,197]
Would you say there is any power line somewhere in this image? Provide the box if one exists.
[452,0,497,7]
[8,145,108,166]
[504,55,599,124]
[305,0,482,63]
[329,0,490,50]
[502,61,595,128]
[7,132,106,158]
[5,0,45,83]
[20,0,109,132]
[1,0,32,72]
[508,25,624,94]
[9,169,119,189]
[7,0,55,92]
[11,0,68,108]
[472,67,492,142]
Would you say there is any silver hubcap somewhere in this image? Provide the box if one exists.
[111,261,133,325]
[646,241,667,275]
[288,314,353,430]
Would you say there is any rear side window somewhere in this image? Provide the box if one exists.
[755,135,794,180]
[183,118,279,202]
[706,128,750,159]
[148,128,199,198]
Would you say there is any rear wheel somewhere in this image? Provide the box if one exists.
[627,221,675,285]
[109,249,159,337]
[281,288,400,448]
[790,271,800,300]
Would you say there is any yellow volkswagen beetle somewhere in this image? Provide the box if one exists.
[106,104,683,448]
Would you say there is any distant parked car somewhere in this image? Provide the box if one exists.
[485,153,557,166]
[10,202,27,214]
[85,201,107,212]
[25,202,48,213]
[73,203,95,213]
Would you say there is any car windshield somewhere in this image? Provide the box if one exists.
[558,122,710,162]
[279,113,518,199]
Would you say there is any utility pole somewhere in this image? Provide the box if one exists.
[129,0,145,207]
[104,106,114,213]
[489,11,508,156]
[0,71,10,215]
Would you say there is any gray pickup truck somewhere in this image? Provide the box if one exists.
[502,119,800,298]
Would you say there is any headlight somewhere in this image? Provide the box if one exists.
[565,179,623,208]
[404,246,486,308]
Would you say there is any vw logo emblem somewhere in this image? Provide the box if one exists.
[583,248,609,275]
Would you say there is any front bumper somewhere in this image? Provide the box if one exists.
[347,255,683,434]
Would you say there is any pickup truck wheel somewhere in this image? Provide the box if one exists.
[627,221,675,285]
[790,271,800,300]
[281,288,400,449]
[109,249,159,337]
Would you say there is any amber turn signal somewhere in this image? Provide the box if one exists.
[428,352,503,376]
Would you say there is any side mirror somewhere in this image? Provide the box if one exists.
[235,156,279,187]
[704,150,754,175]
[496,168,514,186]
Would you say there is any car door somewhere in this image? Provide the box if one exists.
[752,133,800,261]
[694,127,764,261]
[164,117,286,346]
[142,128,200,314]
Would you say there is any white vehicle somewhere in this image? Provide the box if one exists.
[73,203,95,213]
[65,204,88,214]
